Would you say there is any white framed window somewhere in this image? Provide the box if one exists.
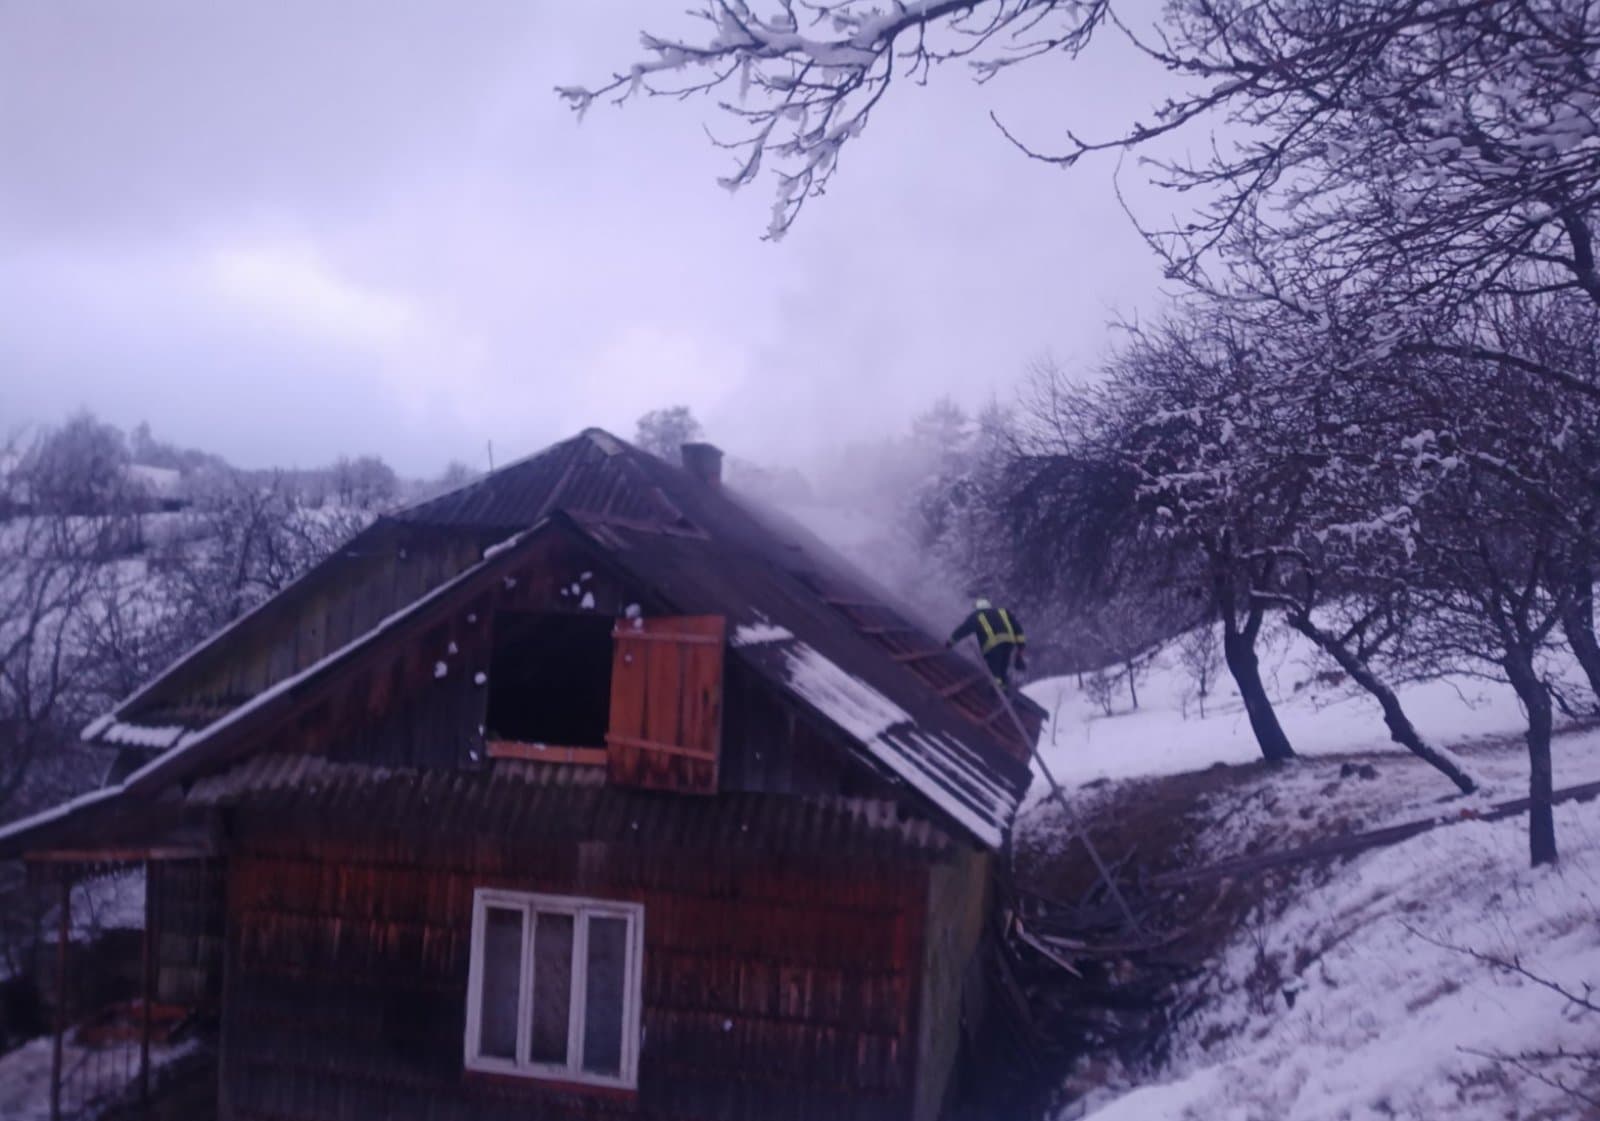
[464,889,645,1089]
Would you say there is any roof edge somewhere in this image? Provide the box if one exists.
[0,517,575,856]
[80,517,395,738]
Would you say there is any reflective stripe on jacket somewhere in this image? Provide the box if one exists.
[976,608,1022,654]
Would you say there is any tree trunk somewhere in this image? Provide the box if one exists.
[1505,648,1558,867]
[1559,572,1600,709]
[1285,614,1477,794]
[1125,660,1139,710]
[1221,625,1296,762]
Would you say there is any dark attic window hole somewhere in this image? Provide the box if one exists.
[485,611,614,749]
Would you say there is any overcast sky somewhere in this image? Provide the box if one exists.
[0,1,1180,477]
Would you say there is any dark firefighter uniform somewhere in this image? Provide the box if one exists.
[947,599,1028,686]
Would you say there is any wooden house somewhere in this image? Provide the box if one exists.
[1,429,1043,1121]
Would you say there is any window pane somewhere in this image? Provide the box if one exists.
[582,915,629,1076]
[478,906,523,1060]
[530,912,574,1065]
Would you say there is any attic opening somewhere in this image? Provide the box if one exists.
[485,612,614,749]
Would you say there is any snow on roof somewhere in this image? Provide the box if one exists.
[0,783,123,848]
[784,642,912,740]
[731,618,796,647]
[781,642,1015,848]
[99,721,189,750]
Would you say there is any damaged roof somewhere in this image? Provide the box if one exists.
[564,517,1032,847]
[2,428,1039,855]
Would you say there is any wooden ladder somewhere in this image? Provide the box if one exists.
[988,677,1143,936]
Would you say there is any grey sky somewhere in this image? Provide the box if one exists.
[0,1,1177,477]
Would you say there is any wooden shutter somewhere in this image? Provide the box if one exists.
[606,615,725,794]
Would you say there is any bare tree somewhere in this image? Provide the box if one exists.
[0,465,108,814]
[1005,332,1300,762]
[158,470,369,641]
[1408,464,1575,865]
[1082,666,1117,718]
[565,1,1600,331]
[1175,623,1219,719]
[1558,571,1600,710]
[634,406,706,461]
[1008,301,1502,794]
[1360,296,1600,863]
[331,455,399,511]
[25,411,136,520]
[435,460,479,490]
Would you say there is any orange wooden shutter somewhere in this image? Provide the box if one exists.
[606,615,725,794]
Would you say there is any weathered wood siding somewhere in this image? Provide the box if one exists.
[718,663,865,796]
[220,819,930,1121]
[911,847,991,1121]
[154,859,225,1010]
[132,523,493,721]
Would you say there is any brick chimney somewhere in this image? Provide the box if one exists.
[680,442,723,487]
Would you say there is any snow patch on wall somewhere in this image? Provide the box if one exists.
[732,620,795,647]
[99,722,189,749]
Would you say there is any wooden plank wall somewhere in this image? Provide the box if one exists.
[911,848,991,1121]
[717,663,863,796]
[190,534,638,774]
[134,524,490,719]
[219,819,931,1121]
[155,859,226,1010]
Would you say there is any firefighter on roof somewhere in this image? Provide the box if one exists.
[946,597,1028,687]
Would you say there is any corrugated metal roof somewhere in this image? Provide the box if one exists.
[4,427,1035,855]
[387,428,1035,845]
[188,754,957,857]
[566,521,1031,848]
[391,429,688,531]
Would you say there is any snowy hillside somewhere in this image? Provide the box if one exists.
[1016,623,1600,1119]
[1073,801,1600,1121]
[1023,620,1598,796]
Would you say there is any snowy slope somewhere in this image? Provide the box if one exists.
[1022,621,1597,797]
[1015,622,1600,1119]
[1071,802,1600,1121]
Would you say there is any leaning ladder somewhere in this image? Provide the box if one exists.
[988,677,1143,935]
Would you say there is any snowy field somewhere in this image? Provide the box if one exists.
[1018,625,1600,1119]
[1024,622,1597,794]
[1069,802,1600,1121]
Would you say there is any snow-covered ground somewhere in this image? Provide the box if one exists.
[1023,621,1600,802]
[0,1033,199,1121]
[1018,624,1600,1119]
[1070,802,1600,1120]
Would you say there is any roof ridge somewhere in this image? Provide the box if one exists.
[391,432,591,522]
